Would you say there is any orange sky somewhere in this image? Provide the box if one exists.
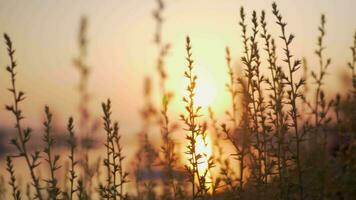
[0,0,355,137]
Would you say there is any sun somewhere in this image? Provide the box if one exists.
[195,134,213,173]
[195,133,213,192]
[194,75,217,108]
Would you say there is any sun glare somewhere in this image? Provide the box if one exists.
[195,134,212,171]
[194,75,217,108]
[195,134,213,191]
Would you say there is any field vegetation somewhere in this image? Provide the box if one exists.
[1,1,356,200]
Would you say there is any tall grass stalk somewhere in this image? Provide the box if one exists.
[100,99,114,199]
[6,156,21,200]
[100,99,128,200]
[43,106,61,200]
[160,94,180,199]
[2,2,356,200]
[152,1,181,199]
[180,36,211,199]
[260,9,290,199]
[65,117,77,200]
[208,107,236,194]
[272,3,305,199]
[222,80,251,200]
[239,8,265,196]
[312,14,331,136]
[4,33,43,200]
[221,46,244,194]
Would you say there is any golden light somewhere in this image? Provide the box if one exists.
[195,134,212,172]
[194,69,217,108]
[195,133,213,192]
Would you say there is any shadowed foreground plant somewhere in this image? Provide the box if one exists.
[304,16,335,199]
[63,117,78,200]
[260,9,285,189]
[272,2,306,199]
[4,33,43,200]
[43,106,61,200]
[260,9,289,199]
[220,46,245,196]
[77,179,85,200]
[100,99,128,200]
[247,10,272,194]
[2,2,356,200]
[180,36,213,199]
[244,12,265,194]
[100,99,114,199]
[222,80,250,199]
[112,118,129,200]
[42,109,60,196]
[236,8,261,196]
[312,14,332,134]
[221,12,247,197]
[208,107,236,195]
[222,7,262,198]
[331,32,356,199]
[6,156,21,200]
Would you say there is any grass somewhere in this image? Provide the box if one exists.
[5,33,44,200]
[1,1,356,200]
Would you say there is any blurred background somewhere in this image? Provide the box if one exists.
[0,0,355,166]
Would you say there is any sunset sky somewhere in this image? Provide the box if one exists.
[0,0,355,138]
